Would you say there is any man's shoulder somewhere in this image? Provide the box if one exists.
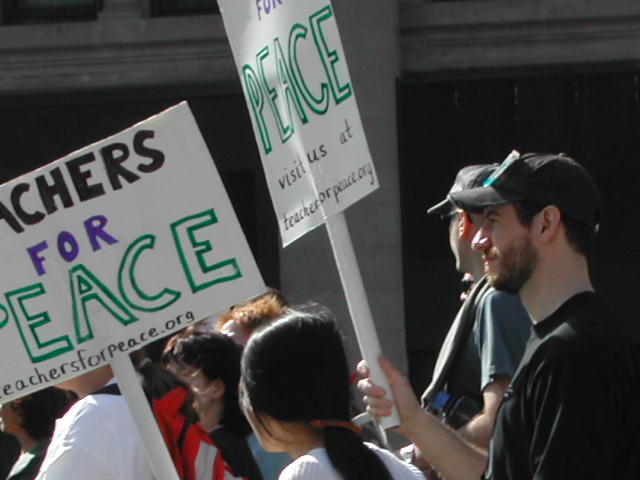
[476,287,530,327]
[481,287,520,306]
[55,390,132,440]
[534,294,640,369]
[547,293,623,344]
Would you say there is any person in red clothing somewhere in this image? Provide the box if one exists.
[163,328,263,480]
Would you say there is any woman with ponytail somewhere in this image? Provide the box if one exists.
[240,304,423,480]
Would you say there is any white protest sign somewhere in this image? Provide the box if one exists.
[218,1,400,427]
[217,0,379,246]
[0,101,265,404]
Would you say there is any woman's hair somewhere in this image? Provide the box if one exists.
[216,288,288,334]
[162,328,250,434]
[10,387,75,441]
[240,304,393,480]
[130,344,199,426]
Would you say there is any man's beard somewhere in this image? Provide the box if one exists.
[487,238,537,294]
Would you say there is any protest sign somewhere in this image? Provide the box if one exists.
[0,101,265,403]
[218,0,400,427]
[217,0,379,246]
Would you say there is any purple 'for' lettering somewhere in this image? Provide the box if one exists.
[85,215,118,251]
[27,241,49,276]
[57,231,80,262]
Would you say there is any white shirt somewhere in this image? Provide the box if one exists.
[36,387,155,480]
[278,443,424,480]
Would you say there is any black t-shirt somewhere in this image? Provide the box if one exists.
[485,292,640,480]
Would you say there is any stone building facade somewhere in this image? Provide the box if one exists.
[2,0,639,388]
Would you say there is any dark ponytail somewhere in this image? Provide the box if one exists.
[322,427,393,480]
[135,353,183,398]
[241,304,393,480]
[131,347,198,422]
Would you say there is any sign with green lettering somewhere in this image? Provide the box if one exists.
[0,102,265,402]
[218,0,379,246]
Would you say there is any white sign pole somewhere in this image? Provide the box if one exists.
[325,213,400,429]
[110,357,181,480]
[216,0,400,429]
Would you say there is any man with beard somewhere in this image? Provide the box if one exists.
[358,152,640,480]
[404,164,529,476]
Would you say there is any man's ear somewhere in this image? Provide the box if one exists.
[537,205,562,241]
[459,211,475,238]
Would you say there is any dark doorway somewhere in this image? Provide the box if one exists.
[399,72,640,392]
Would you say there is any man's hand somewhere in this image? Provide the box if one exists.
[356,355,423,438]
[357,356,489,480]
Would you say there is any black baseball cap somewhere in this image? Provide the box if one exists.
[449,151,602,229]
[427,164,497,216]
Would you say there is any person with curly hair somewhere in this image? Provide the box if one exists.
[216,289,289,346]
[1,387,75,480]
[0,431,20,479]
[163,328,263,480]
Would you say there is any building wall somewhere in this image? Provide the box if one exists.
[0,0,235,94]
[400,0,640,75]
[3,0,640,376]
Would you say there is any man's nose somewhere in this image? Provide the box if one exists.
[472,230,491,251]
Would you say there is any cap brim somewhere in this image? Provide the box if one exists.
[450,187,523,213]
[426,198,453,215]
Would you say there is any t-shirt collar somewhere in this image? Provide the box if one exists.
[533,291,597,338]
